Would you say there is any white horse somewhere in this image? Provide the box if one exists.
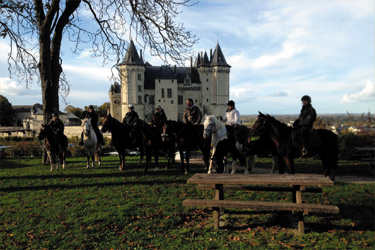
[203,115,249,174]
[82,118,101,168]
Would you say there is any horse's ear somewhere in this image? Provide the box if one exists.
[108,113,112,118]
[258,111,264,116]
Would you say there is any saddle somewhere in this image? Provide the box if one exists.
[55,134,68,150]
[292,129,321,148]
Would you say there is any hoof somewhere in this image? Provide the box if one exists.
[119,166,123,171]
[155,167,159,172]
[86,165,90,169]
[184,171,189,175]
[98,162,101,166]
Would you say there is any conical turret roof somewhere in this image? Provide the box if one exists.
[210,43,230,67]
[120,40,144,66]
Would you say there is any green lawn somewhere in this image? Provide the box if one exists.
[0,156,374,249]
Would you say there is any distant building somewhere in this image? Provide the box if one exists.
[109,40,231,122]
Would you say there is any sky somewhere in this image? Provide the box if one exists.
[0,0,374,115]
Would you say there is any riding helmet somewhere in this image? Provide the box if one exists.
[227,100,235,107]
[88,105,94,110]
[52,113,59,117]
[301,95,311,102]
[128,104,134,109]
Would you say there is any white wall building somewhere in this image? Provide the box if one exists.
[109,40,231,122]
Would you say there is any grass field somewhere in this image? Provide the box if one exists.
[1,155,374,249]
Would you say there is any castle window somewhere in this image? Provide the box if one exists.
[184,78,191,85]
[158,79,161,83]
[138,95,142,104]
[207,99,209,102]
[167,88,172,98]
[114,100,117,104]
[161,88,165,98]
[206,79,209,82]
[138,85,142,92]
[172,80,174,83]
[149,95,155,104]
[195,99,197,103]
[207,87,209,90]
[138,74,142,81]
[178,95,183,105]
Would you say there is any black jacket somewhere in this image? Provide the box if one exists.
[151,111,167,127]
[48,118,64,135]
[86,111,99,129]
[294,104,316,129]
[183,105,203,124]
[122,110,139,126]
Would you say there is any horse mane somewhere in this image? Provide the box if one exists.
[266,115,293,135]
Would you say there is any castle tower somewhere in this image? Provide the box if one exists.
[197,51,213,115]
[108,82,122,121]
[118,40,145,119]
[209,43,230,117]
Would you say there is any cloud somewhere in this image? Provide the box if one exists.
[0,77,40,96]
[341,81,375,104]
[63,64,112,81]
[268,91,288,97]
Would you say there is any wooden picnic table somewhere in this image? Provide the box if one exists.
[183,173,339,234]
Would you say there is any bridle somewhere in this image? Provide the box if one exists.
[204,118,218,137]
[252,116,268,135]
[83,120,92,136]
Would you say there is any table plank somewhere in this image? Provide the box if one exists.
[187,174,334,186]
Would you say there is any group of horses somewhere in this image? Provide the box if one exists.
[37,112,339,181]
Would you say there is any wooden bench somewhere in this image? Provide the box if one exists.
[183,199,339,233]
[197,184,322,193]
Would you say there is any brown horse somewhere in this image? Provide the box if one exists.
[163,120,210,174]
[250,112,339,180]
[101,114,132,171]
[130,119,162,173]
[38,125,67,171]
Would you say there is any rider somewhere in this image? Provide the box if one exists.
[151,106,167,133]
[47,112,66,147]
[79,105,104,146]
[183,98,202,125]
[122,104,139,127]
[293,95,317,156]
[221,100,243,147]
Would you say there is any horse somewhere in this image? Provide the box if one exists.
[250,112,339,180]
[101,114,132,171]
[203,115,248,174]
[162,120,210,174]
[82,118,101,168]
[38,125,67,171]
[130,119,161,173]
[245,133,284,174]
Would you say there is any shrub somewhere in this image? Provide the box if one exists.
[339,133,374,160]
[4,140,43,157]
[68,145,87,157]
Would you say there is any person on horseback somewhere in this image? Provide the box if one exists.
[293,95,317,156]
[47,112,67,148]
[220,100,245,150]
[79,105,104,146]
[122,104,139,127]
[183,98,202,125]
[151,106,167,133]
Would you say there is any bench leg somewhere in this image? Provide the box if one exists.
[213,207,220,230]
[298,212,305,234]
[214,184,224,230]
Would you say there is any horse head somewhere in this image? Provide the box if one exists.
[38,124,53,140]
[203,115,216,139]
[101,114,112,133]
[82,118,92,137]
[250,112,270,136]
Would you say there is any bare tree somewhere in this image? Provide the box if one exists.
[1,0,197,122]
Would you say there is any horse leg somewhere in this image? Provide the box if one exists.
[62,150,66,169]
[86,153,90,169]
[208,147,217,174]
[320,154,337,181]
[119,150,125,171]
[284,156,295,174]
[91,151,95,168]
[248,155,256,172]
[278,155,285,174]
[271,155,278,174]
[185,149,190,175]
[178,148,185,173]
[153,149,159,172]
[137,147,144,167]
[144,147,152,173]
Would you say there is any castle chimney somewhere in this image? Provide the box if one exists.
[140,49,143,61]
[210,49,213,61]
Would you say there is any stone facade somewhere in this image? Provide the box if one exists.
[109,41,231,122]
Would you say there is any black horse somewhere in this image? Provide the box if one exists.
[38,125,67,171]
[250,112,339,180]
[101,114,132,171]
[130,119,162,173]
[162,120,210,174]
